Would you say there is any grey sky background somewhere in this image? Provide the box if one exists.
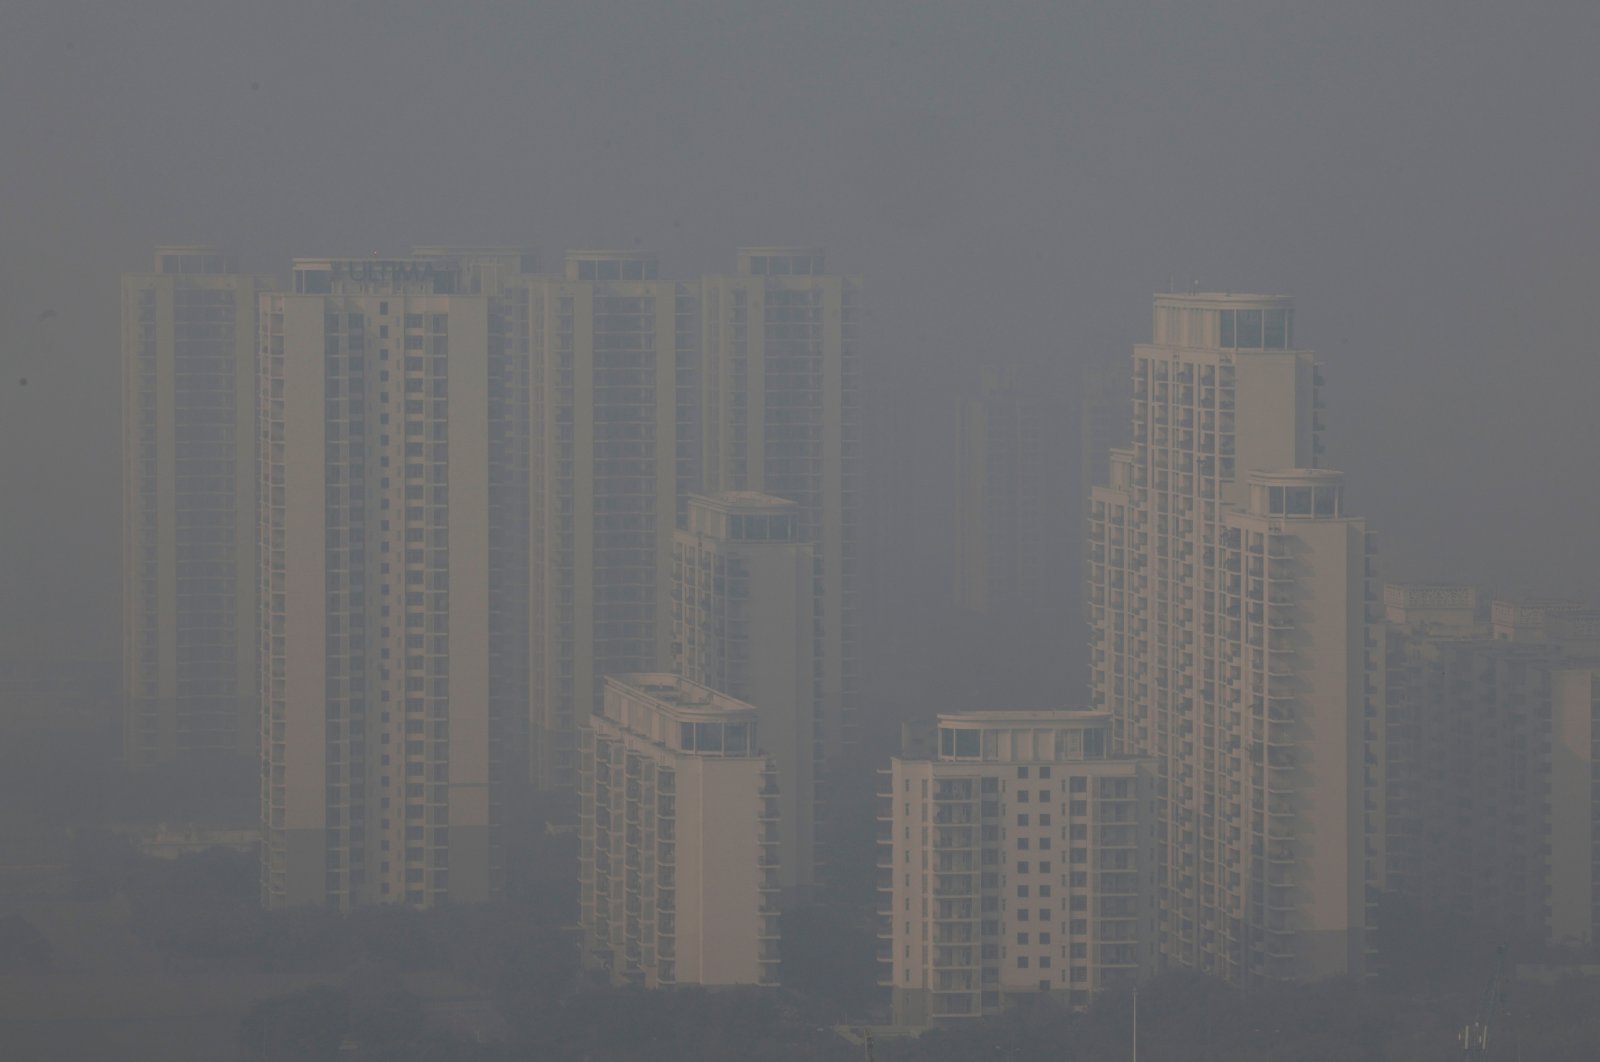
[2,0,1597,660]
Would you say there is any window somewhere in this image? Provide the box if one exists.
[1018,956,1030,969]
[1017,861,1030,874]
[1017,814,1030,826]
[1018,885,1030,898]
[1263,307,1289,348]
[1236,309,1263,347]
[940,728,980,758]
[1038,814,1052,827]
[1017,932,1029,945]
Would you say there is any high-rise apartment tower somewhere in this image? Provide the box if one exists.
[700,249,862,776]
[259,256,501,909]
[673,491,816,892]
[519,252,695,792]
[1086,294,1383,984]
[123,247,275,767]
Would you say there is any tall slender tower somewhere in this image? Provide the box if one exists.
[1086,295,1383,983]
[259,256,498,909]
[673,491,816,892]
[700,248,862,779]
[521,252,694,792]
[122,247,274,767]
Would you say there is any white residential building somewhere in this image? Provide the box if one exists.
[579,674,781,988]
[881,711,1157,1024]
[1086,294,1384,984]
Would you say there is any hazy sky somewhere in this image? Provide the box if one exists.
[3,0,1598,658]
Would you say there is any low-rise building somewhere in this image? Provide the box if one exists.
[880,711,1157,1025]
[578,674,780,988]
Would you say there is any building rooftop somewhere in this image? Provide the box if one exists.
[605,673,757,721]
[688,491,799,515]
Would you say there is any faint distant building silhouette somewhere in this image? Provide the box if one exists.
[1079,358,1126,493]
[122,247,275,767]
[1385,586,1600,945]
[880,711,1157,1024]
[579,674,780,987]
[515,252,694,793]
[954,365,1072,623]
[673,491,816,893]
[259,254,513,909]
[699,249,863,779]
[1086,295,1383,983]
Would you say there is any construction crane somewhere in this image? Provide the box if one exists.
[1460,944,1508,1054]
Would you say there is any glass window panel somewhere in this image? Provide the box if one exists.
[1263,308,1287,348]
[694,723,722,752]
[1236,310,1263,348]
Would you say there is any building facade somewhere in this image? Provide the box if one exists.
[880,711,1157,1025]
[672,491,816,892]
[1385,586,1600,945]
[578,674,781,987]
[700,249,862,777]
[520,252,694,792]
[258,256,499,909]
[1086,294,1383,984]
[123,247,274,767]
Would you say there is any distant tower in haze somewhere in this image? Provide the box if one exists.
[1086,294,1384,983]
[122,247,275,768]
[673,491,817,892]
[1385,587,1600,945]
[699,249,863,779]
[519,251,695,792]
[1079,359,1125,493]
[259,254,506,909]
[954,364,1072,622]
